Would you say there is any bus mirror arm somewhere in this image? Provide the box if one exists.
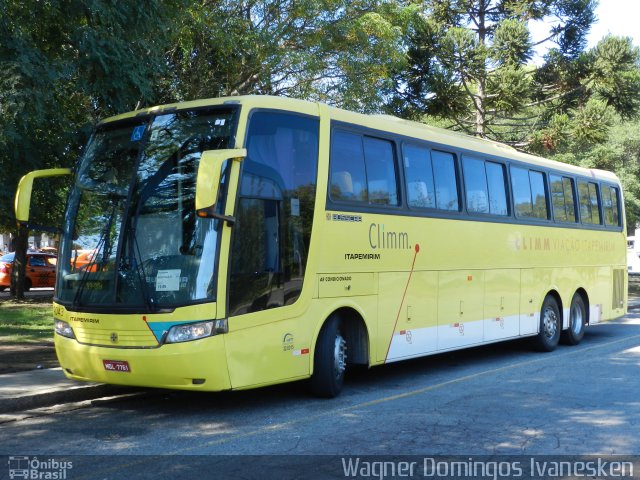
[14,168,72,227]
[195,148,247,215]
[196,208,236,227]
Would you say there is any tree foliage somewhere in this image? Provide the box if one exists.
[0,0,185,229]
[0,0,185,297]
[545,115,640,230]
[388,0,640,148]
[162,0,406,112]
[1,0,640,298]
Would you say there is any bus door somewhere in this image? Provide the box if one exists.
[224,110,320,389]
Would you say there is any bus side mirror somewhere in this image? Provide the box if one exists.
[14,168,72,226]
[195,148,246,218]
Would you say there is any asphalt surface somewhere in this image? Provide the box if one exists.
[2,303,639,479]
[0,287,54,299]
[1,314,639,456]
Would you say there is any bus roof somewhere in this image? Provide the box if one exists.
[101,95,620,184]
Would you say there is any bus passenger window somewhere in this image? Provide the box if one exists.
[529,171,548,219]
[431,151,459,211]
[562,177,577,222]
[511,167,533,217]
[603,185,620,227]
[463,157,508,216]
[485,161,508,215]
[363,137,399,206]
[578,180,601,225]
[511,167,549,220]
[403,144,459,211]
[330,131,367,202]
[463,156,489,213]
[330,131,399,206]
[403,143,435,208]
[550,175,577,223]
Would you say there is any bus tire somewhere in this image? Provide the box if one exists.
[561,293,586,345]
[310,315,347,398]
[533,295,561,352]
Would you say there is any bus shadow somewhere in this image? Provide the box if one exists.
[94,320,640,416]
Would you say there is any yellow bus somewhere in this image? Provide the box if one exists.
[15,96,627,397]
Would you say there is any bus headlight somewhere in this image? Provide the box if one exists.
[55,319,75,339]
[165,320,227,344]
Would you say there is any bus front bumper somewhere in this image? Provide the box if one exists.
[54,334,232,391]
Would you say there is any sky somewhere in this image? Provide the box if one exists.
[529,0,640,62]
[586,0,640,48]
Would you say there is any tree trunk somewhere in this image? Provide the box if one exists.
[476,79,486,137]
[475,0,487,138]
[11,226,29,299]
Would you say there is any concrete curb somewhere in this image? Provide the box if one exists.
[0,383,137,414]
[0,367,141,414]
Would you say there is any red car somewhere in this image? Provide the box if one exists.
[0,252,57,291]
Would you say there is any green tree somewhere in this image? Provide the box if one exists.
[0,0,185,297]
[162,0,406,112]
[387,0,640,145]
[530,36,640,151]
[538,115,640,231]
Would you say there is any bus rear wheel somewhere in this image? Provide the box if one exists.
[561,293,586,345]
[310,315,347,398]
[533,295,561,352]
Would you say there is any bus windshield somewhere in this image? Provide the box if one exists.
[56,107,237,311]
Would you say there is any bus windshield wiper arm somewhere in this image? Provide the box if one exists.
[72,202,117,307]
[127,226,156,313]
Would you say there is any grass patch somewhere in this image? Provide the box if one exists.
[0,302,54,343]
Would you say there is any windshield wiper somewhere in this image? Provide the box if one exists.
[72,200,118,307]
[125,224,157,313]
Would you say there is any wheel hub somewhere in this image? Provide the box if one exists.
[571,303,583,335]
[543,307,558,339]
[333,334,347,378]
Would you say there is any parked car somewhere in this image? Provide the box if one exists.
[0,252,57,291]
[71,249,98,271]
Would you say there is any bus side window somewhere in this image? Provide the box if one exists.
[431,151,459,211]
[529,171,548,219]
[463,156,489,214]
[403,144,460,212]
[330,131,399,206]
[330,131,367,202]
[463,157,508,216]
[485,161,508,215]
[230,111,319,316]
[511,167,533,217]
[603,185,621,227]
[511,167,549,220]
[578,180,601,225]
[363,137,399,206]
[550,174,577,223]
[404,143,435,208]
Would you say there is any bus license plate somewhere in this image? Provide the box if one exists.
[103,360,131,373]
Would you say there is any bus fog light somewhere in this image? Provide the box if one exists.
[55,319,75,339]
[166,321,215,343]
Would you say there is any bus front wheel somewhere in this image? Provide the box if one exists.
[561,293,586,345]
[533,295,561,352]
[310,315,347,398]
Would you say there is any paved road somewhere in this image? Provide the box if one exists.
[2,313,639,477]
[0,287,54,299]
